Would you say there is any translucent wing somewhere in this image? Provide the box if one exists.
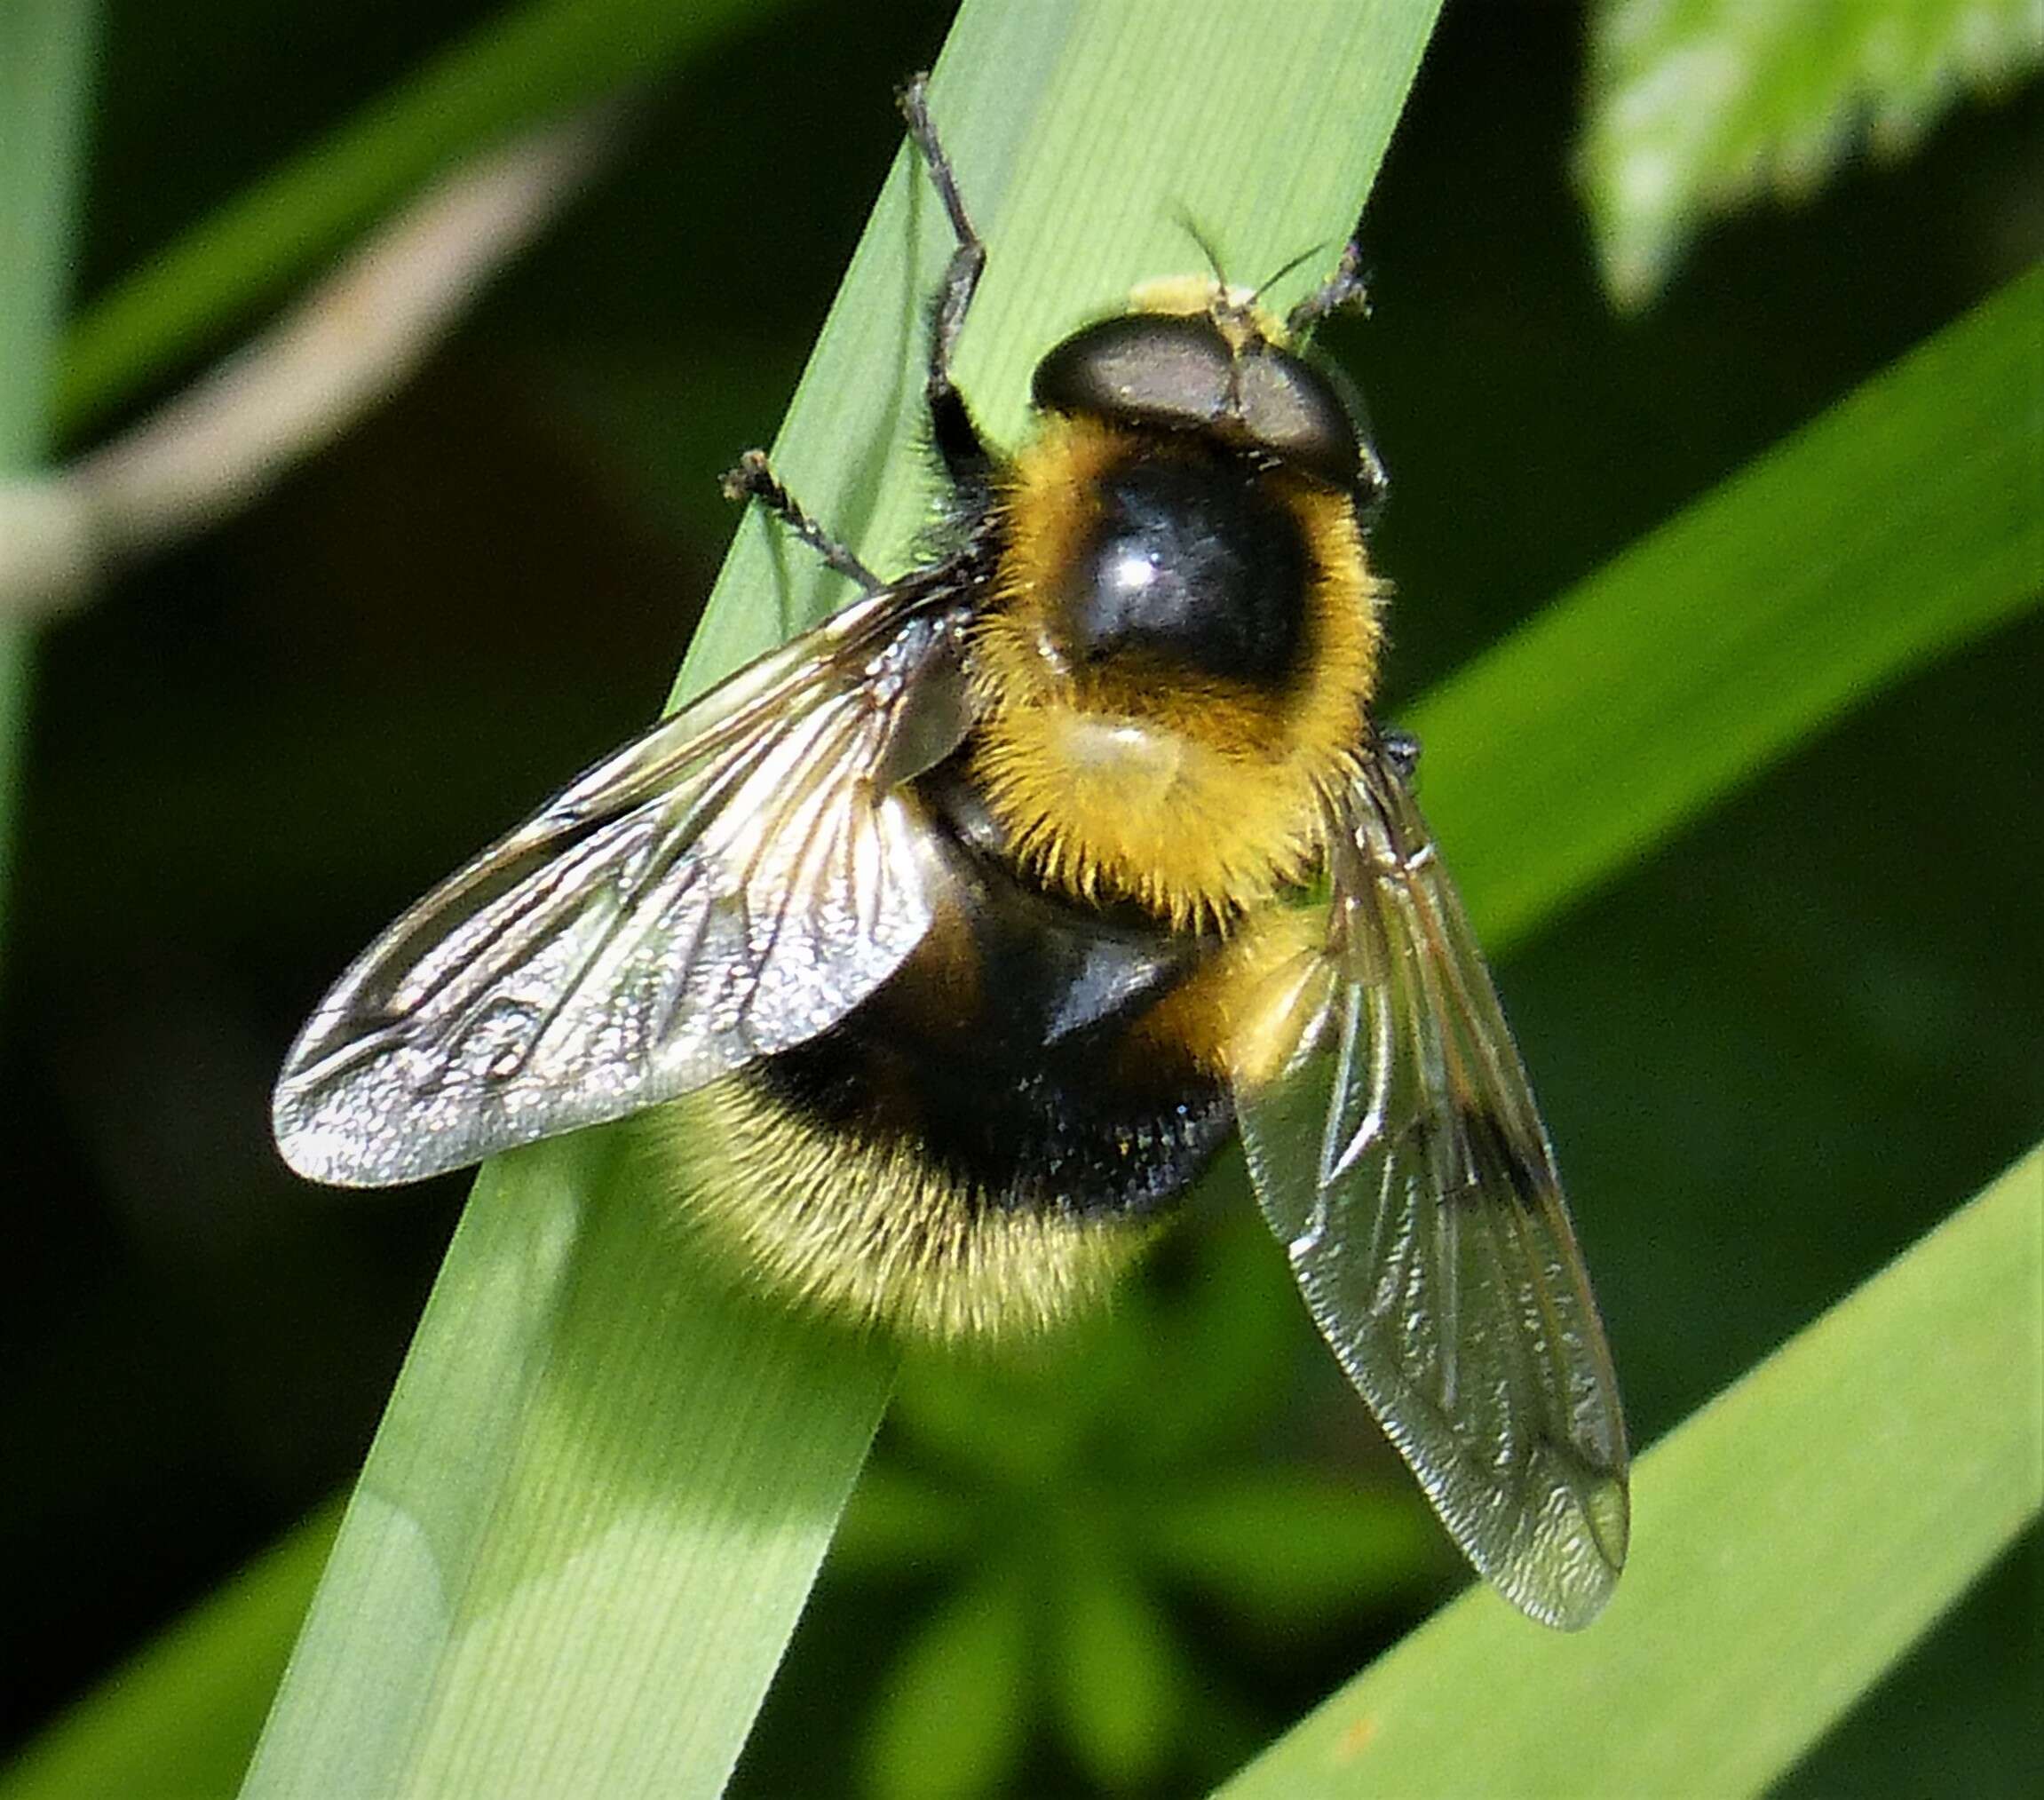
[274,581,974,1186]
[1232,744,1629,1629]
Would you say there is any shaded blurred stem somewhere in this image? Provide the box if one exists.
[0,101,622,623]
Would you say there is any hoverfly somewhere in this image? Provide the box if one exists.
[275,76,1628,1629]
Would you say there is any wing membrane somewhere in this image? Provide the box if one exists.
[1234,747,1629,1628]
[274,583,972,1186]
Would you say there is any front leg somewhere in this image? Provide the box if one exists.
[899,73,994,492]
[720,449,884,594]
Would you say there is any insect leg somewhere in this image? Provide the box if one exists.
[1279,224,1388,505]
[1283,221,1372,339]
[720,449,884,594]
[898,72,993,490]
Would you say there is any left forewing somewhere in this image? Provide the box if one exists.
[274,584,972,1187]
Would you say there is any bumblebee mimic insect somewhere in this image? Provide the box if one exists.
[274,77,1628,1629]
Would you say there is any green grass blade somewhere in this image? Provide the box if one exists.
[0,0,98,958]
[1407,261,2044,958]
[51,0,760,439]
[0,0,94,465]
[1578,0,2044,305]
[1223,1145,2044,1798]
[238,6,1444,1797]
[239,1136,896,1799]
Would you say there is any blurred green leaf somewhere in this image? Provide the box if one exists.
[860,1559,1033,1800]
[1580,0,2044,305]
[828,1463,982,1577]
[1222,1145,2044,1797]
[54,0,762,438]
[1412,260,2044,957]
[1139,1472,1446,1626]
[1051,1531,1191,1791]
[0,0,95,466]
[889,1343,1099,1491]
[835,1210,1417,1790]
[0,0,97,956]
[0,1505,339,1800]
[1109,1200,1304,1469]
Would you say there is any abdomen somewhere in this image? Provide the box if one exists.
[645,828,1234,1338]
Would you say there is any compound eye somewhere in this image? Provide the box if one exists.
[1032,313,1235,432]
[1235,343,1367,488]
[1034,313,1377,496]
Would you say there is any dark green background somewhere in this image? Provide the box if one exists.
[5,1,2038,1792]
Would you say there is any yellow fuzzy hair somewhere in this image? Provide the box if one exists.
[970,415,1383,932]
[1128,899,1331,1076]
[644,1076,1159,1341]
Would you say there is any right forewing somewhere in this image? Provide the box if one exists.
[273,583,973,1186]
[1232,747,1629,1629]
